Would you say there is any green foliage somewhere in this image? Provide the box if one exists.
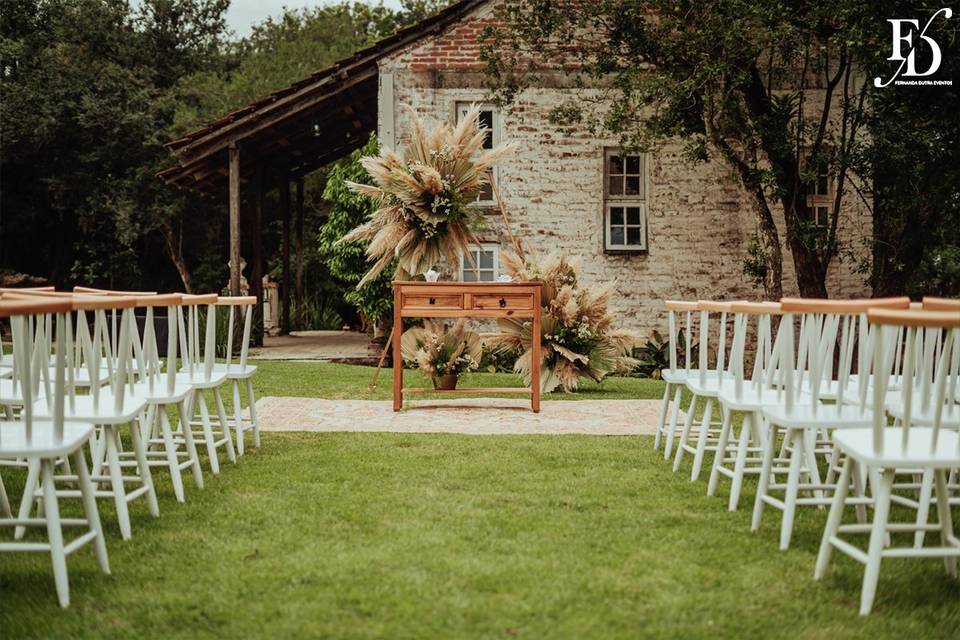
[742,234,769,290]
[631,329,698,380]
[319,135,395,330]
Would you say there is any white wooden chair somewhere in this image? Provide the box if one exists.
[753,297,910,550]
[707,301,787,510]
[127,293,205,502]
[176,294,237,474]
[655,300,698,460]
[814,306,960,615]
[211,296,260,455]
[0,295,110,608]
[672,300,734,480]
[12,293,158,541]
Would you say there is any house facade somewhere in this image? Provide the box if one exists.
[375,0,872,337]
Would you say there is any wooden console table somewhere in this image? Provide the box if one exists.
[392,281,542,412]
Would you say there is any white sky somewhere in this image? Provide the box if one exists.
[226,1,404,38]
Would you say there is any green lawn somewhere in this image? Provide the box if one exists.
[248,360,667,401]
[1,362,957,639]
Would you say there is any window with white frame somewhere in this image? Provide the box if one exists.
[604,149,648,251]
[456,102,501,205]
[805,155,833,228]
[460,244,499,282]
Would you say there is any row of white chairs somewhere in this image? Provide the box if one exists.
[653,296,959,615]
[0,287,261,607]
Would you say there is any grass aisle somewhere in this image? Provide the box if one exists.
[1,431,957,639]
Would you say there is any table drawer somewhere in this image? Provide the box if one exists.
[471,294,534,310]
[402,294,463,310]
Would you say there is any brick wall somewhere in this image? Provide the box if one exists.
[376,2,873,339]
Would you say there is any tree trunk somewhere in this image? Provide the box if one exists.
[781,193,829,298]
[755,199,784,300]
[159,220,193,293]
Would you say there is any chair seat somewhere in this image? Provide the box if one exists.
[208,363,257,380]
[0,378,25,405]
[132,380,193,403]
[686,371,729,397]
[886,401,960,428]
[174,371,228,389]
[716,381,786,410]
[834,427,960,468]
[0,420,94,458]
[32,390,147,425]
[662,368,709,384]
[762,403,874,430]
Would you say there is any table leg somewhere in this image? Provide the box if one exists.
[531,290,541,413]
[392,288,403,412]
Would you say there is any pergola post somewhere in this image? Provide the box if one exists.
[251,163,264,346]
[295,176,305,328]
[280,173,292,335]
[228,142,242,297]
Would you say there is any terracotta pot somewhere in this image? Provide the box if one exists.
[433,373,458,390]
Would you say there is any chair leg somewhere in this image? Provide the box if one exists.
[72,449,109,575]
[860,468,894,616]
[159,407,186,502]
[654,383,671,450]
[690,398,714,482]
[105,427,132,540]
[213,388,237,464]
[933,469,957,578]
[751,421,777,531]
[728,412,752,511]
[232,380,245,456]
[913,468,935,548]
[663,386,682,461]
[246,377,260,449]
[802,430,824,505]
[128,418,159,518]
[0,470,10,518]
[672,395,698,472]
[178,396,204,489]
[708,406,732,497]
[41,459,70,608]
[815,456,852,580]
[197,392,221,475]
[780,429,805,550]
[14,457,40,540]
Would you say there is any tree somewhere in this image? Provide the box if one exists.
[480,0,905,299]
[319,135,395,334]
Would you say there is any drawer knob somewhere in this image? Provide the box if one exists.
[499,297,506,308]
[429,297,436,305]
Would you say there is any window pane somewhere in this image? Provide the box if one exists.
[463,269,477,282]
[625,176,640,195]
[610,207,624,225]
[627,227,642,246]
[626,207,641,225]
[479,110,494,149]
[817,207,829,226]
[479,250,494,269]
[626,155,640,174]
[478,182,493,201]
[610,226,625,245]
[479,270,495,282]
[609,155,623,175]
[608,175,623,195]
[817,175,829,195]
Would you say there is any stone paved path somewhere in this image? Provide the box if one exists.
[255,396,671,435]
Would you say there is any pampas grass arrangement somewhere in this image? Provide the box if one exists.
[401,319,483,380]
[486,248,639,392]
[341,105,515,286]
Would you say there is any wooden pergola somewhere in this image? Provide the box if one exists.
[157,0,484,340]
